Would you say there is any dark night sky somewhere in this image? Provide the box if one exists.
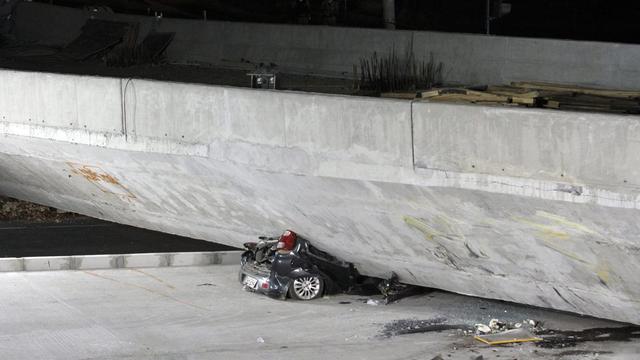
[36,0,640,44]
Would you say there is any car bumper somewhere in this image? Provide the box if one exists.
[239,261,290,299]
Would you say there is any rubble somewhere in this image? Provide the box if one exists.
[473,318,542,336]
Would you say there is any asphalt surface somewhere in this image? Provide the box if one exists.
[0,217,237,257]
[0,264,637,360]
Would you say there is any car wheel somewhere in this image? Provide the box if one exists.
[289,276,324,300]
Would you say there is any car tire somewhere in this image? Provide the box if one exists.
[289,275,324,300]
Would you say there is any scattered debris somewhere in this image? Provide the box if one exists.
[197,283,215,287]
[377,272,425,304]
[473,318,542,336]
[381,318,472,337]
[469,318,640,348]
[256,336,265,344]
[536,326,640,349]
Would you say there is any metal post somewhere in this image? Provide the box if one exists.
[485,0,491,34]
[382,0,395,30]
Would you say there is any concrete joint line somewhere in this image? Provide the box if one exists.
[0,251,242,272]
[409,100,416,169]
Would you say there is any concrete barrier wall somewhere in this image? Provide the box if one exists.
[126,79,412,168]
[13,2,640,89]
[412,101,640,188]
[4,66,640,189]
[0,70,122,133]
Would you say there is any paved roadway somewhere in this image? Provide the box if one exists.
[0,218,237,257]
[0,264,637,359]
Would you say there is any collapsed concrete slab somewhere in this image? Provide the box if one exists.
[0,69,638,323]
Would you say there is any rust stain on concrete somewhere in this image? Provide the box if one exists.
[67,162,136,199]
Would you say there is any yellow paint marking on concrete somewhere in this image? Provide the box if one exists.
[596,261,610,285]
[513,217,570,240]
[536,211,599,236]
[513,215,590,263]
[514,212,616,283]
[541,240,590,264]
[403,215,442,242]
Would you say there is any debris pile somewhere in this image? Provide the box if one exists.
[473,318,543,345]
[474,318,542,335]
[0,196,80,222]
[383,81,640,115]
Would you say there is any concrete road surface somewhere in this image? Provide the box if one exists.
[0,265,637,359]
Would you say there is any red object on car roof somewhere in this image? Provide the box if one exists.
[277,230,297,251]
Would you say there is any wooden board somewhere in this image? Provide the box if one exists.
[511,81,640,99]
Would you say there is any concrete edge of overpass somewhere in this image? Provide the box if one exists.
[0,251,242,272]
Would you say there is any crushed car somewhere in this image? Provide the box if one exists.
[239,230,359,300]
[239,230,426,302]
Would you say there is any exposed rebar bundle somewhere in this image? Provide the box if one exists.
[358,46,443,93]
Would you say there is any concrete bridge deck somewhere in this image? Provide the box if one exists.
[1,67,639,324]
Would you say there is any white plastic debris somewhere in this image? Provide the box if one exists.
[366,299,380,306]
[256,337,265,343]
[475,324,491,334]
[489,318,506,331]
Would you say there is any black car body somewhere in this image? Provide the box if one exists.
[239,230,358,300]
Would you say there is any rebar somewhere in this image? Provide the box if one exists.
[357,45,443,93]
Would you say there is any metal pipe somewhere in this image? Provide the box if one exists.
[485,0,491,34]
[382,0,395,30]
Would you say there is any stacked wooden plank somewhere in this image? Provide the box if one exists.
[382,81,640,114]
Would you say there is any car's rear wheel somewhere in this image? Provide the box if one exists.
[290,276,324,300]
